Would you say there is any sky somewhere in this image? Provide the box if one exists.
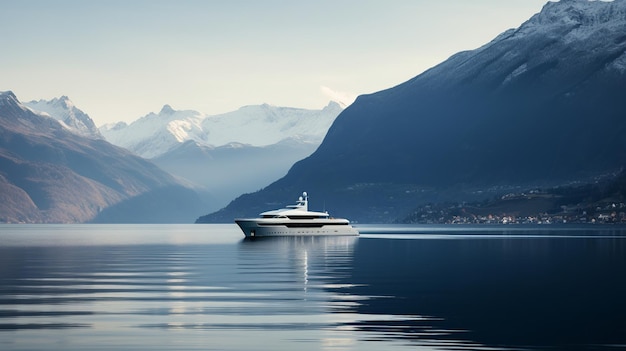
[1,0,551,126]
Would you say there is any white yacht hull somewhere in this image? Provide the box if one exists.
[235,218,359,238]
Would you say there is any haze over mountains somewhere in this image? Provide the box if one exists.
[1,91,343,222]
[99,102,342,209]
[199,0,626,223]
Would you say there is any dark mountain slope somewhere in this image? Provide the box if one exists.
[310,0,626,187]
[0,91,205,223]
[199,0,626,223]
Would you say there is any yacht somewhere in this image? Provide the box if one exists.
[235,192,359,237]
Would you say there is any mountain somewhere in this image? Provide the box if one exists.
[25,96,102,139]
[198,0,626,223]
[100,101,343,210]
[99,104,206,159]
[99,102,343,159]
[0,91,206,223]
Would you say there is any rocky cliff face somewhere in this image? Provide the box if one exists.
[199,0,626,223]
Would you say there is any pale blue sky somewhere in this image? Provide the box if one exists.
[1,0,550,125]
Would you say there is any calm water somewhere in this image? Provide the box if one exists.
[1,224,625,351]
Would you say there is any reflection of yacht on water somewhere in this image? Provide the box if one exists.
[235,192,359,237]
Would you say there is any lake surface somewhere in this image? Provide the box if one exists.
[1,224,625,350]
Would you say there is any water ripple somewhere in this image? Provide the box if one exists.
[1,224,625,351]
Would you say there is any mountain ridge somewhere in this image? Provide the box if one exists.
[198,0,626,223]
[97,100,344,210]
[0,91,206,223]
[24,96,102,139]
[25,95,345,213]
[99,101,343,159]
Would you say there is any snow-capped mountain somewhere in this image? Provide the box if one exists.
[97,100,343,210]
[25,96,102,139]
[414,0,626,90]
[200,0,626,223]
[100,101,343,159]
[0,91,206,223]
[99,104,207,159]
[527,0,626,35]
[199,102,342,148]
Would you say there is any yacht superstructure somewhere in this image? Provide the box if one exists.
[235,192,359,237]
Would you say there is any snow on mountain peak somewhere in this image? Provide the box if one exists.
[99,102,343,159]
[512,0,626,51]
[0,91,20,109]
[525,0,625,33]
[0,91,32,115]
[460,0,626,65]
[0,90,18,101]
[200,103,341,148]
[98,106,205,159]
[24,96,102,139]
[166,119,207,144]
